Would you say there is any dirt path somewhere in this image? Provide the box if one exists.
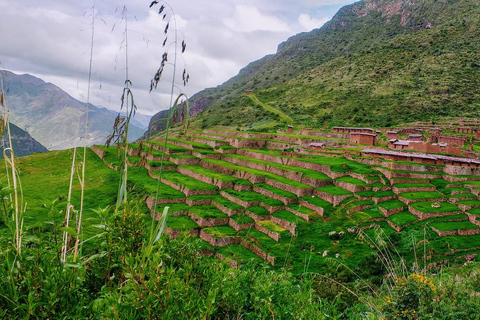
[247,93,294,124]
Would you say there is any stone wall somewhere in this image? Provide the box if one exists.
[392,186,436,195]
[346,204,373,215]
[444,166,480,176]
[285,206,310,221]
[220,191,258,208]
[240,240,275,265]
[335,181,365,193]
[299,199,325,216]
[264,178,313,197]
[199,230,241,247]
[229,219,254,231]
[255,223,281,242]
[253,185,297,205]
[431,226,480,237]
[270,216,296,235]
[170,157,201,165]
[188,212,229,227]
[212,201,244,216]
[378,205,406,217]
[397,195,446,205]
[90,146,105,159]
[313,190,352,207]
[408,206,462,220]
[164,227,200,239]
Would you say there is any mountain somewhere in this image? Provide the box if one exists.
[103,107,152,130]
[0,122,48,158]
[0,70,146,150]
[145,0,480,136]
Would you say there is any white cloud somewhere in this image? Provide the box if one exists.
[223,5,291,33]
[298,13,330,31]
[0,0,355,117]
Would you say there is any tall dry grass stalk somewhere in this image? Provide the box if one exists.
[0,77,24,255]
[60,4,96,263]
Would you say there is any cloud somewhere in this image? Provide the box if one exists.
[223,5,291,33]
[298,13,330,31]
[0,0,355,117]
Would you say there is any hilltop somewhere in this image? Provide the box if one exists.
[145,0,480,136]
[0,123,48,158]
[0,70,146,150]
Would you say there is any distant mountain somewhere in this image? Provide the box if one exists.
[0,122,48,158]
[145,0,480,136]
[0,70,145,150]
[103,107,152,130]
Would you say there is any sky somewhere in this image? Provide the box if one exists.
[0,0,356,116]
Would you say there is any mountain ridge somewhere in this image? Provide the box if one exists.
[0,70,146,150]
[145,0,480,136]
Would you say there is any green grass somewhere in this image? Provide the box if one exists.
[300,196,333,212]
[399,191,445,200]
[212,195,244,211]
[168,138,214,150]
[443,187,471,195]
[161,171,219,191]
[255,183,297,198]
[316,185,352,196]
[393,183,435,189]
[450,193,476,199]
[147,160,176,168]
[247,206,270,216]
[230,214,254,224]
[167,215,199,230]
[180,165,251,185]
[458,199,480,206]
[216,244,263,262]
[6,149,118,232]
[272,210,301,224]
[388,211,418,226]
[410,201,461,214]
[286,204,316,215]
[378,199,406,210]
[431,221,479,231]
[127,167,185,199]
[226,153,331,181]
[203,158,312,189]
[203,226,238,238]
[157,203,190,214]
[257,220,287,234]
[468,208,480,215]
[189,205,228,219]
[223,189,284,207]
[144,140,189,153]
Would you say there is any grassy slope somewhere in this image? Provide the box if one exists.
[1,149,118,234]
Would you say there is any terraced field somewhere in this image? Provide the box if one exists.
[91,128,480,272]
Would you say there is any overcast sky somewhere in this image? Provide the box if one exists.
[0,0,356,116]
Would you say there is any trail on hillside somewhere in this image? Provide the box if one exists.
[247,93,293,124]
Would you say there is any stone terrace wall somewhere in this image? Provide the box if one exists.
[229,219,254,231]
[253,185,297,205]
[90,146,105,159]
[431,227,480,237]
[255,224,281,242]
[298,199,325,216]
[199,230,241,247]
[165,227,200,239]
[408,206,462,220]
[313,190,352,207]
[270,216,296,235]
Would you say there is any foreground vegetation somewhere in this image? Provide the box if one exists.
[1,148,480,318]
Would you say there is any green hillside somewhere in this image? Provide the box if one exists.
[146,0,480,136]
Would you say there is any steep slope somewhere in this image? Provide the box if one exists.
[0,70,145,150]
[0,123,48,157]
[145,0,480,136]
